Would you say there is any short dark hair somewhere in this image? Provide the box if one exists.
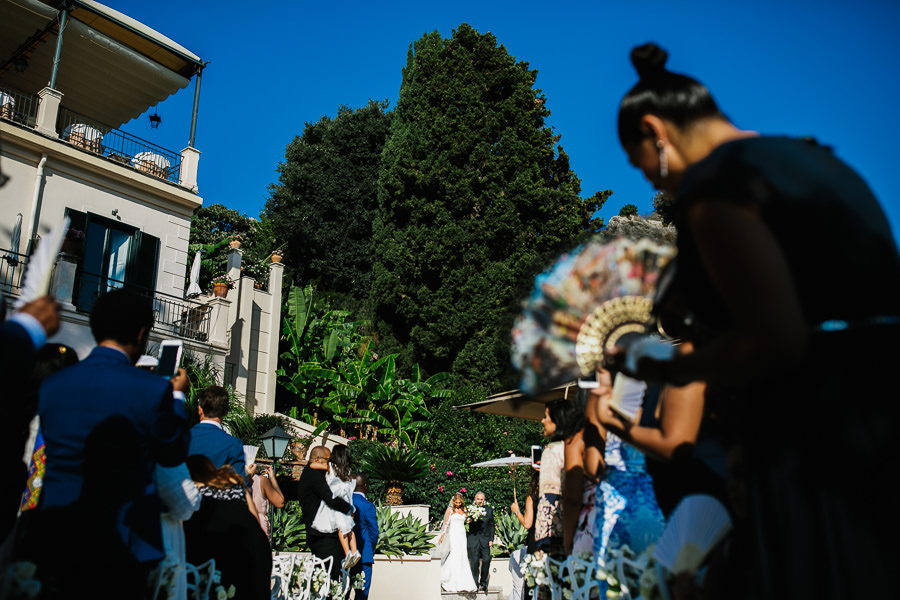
[618,43,723,148]
[354,472,370,492]
[198,385,230,419]
[546,398,583,442]
[90,289,154,345]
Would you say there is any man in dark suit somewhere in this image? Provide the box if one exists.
[282,445,354,580]
[467,491,495,592]
[1,295,60,540]
[188,385,245,477]
[33,289,189,596]
[351,473,379,600]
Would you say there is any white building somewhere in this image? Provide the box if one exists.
[0,0,282,415]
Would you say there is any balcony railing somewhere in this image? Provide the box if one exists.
[0,248,28,295]
[0,85,39,128]
[57,107,182,184]
[71,271,210,342]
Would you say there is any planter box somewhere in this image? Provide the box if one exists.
[368,554,513,600]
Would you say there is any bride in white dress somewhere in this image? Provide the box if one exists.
[438,493,478,593]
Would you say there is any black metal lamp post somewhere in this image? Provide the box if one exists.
[259,425,292,543]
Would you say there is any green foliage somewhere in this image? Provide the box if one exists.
[359,444,430,483]
[374,506,434,556]
[276,284,450,444]
[372,23,605,389]
[271,501,308,552]
[186,204,277,291]
[266,100,393,300]
[416,388,543,465]
[618,204,638,217]
[651,191,677,225]
[493,511,528,556]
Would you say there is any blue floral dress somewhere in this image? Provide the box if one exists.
[593,433,665,567]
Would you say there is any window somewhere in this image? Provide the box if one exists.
[66,209,160,313]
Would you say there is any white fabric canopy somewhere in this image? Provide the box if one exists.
[186,250,202,297]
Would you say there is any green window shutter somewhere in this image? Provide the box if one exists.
[130,230,160,291]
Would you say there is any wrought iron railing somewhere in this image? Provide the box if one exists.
[0,248,28,295]
[0,84,39,128]
[57,107,182,185]
[74,271,210,342]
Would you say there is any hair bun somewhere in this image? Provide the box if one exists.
[631,43,668,79]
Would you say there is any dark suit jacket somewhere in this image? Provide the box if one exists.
[353,492,379,564]
[283,467,354,534]
[188,421,245,476]
[466,504,495,549]
[38,346,189,562]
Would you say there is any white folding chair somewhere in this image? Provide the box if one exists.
[561,555,601,600]
[185,559,217,600]
[271,553,296,600]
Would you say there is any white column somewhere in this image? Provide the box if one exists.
[179,146,201,192]
[35,87,63,137]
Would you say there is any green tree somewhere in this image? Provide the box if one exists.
[187,204,276,291]
[266,100,393,301]
[651,191,677,225]
[372,24,604,391]
[618,203,638,217]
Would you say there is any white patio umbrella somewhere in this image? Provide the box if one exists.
[3,213,23,265]
[472,454,534,499]
[186,250,202,297]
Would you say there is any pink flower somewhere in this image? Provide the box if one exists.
[504,431,508,435]
[438,485,444,492]
[431,464,435,469]
[348,436,357,440]
[508,450,514,454]
[447,471,453,476]
[460,487,467,493]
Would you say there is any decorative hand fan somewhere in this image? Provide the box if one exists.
[14,216,70,309]
[512,236,676,396]
[653,494,732,575]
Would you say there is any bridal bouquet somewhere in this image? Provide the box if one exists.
[466,503,487,523]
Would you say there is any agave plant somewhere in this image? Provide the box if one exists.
[374,506,434,556]
[492,511,528,557]
[359,444,429,505]
[271,501,307,551]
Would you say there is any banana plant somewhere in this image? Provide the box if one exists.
[276,284,362,432]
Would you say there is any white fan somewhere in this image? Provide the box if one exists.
[653,495,732,575]
[14,216,70,309]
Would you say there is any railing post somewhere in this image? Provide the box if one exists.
[34,87,63,137]
[205,297,230,347]
[179,146,201,192]
[52,253,78,309]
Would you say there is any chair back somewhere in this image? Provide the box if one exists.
[185,559,218,600]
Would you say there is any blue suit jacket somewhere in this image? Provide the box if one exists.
[38,346,189,562]
[353,492,379,564]
[188,422,245,476]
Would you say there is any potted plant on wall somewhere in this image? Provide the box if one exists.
[228,233,243,249]
[210,273,235,297]
[270,247,285,263]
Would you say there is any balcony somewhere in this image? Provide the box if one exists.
[57,107,182,185]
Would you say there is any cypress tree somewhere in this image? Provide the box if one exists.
[372,24,606,390]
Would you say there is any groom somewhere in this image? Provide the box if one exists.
[467,491,495,592]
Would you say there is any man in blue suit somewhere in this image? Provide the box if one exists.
[187,385,245,477]
[351,473,379,600]
[32,289,189,597]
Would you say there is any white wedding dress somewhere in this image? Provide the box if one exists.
[440,512,478,592]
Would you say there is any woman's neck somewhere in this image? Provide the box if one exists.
[676,118,757,166]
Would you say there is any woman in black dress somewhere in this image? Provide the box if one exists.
[613,42,900,599]
[184,455,272,600]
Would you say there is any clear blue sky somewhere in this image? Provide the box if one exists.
[111,0,900,238]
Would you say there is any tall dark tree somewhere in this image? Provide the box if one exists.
[372,24,605,390]
[266,100,392,300]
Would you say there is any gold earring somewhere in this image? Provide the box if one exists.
[656,140,668,179]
